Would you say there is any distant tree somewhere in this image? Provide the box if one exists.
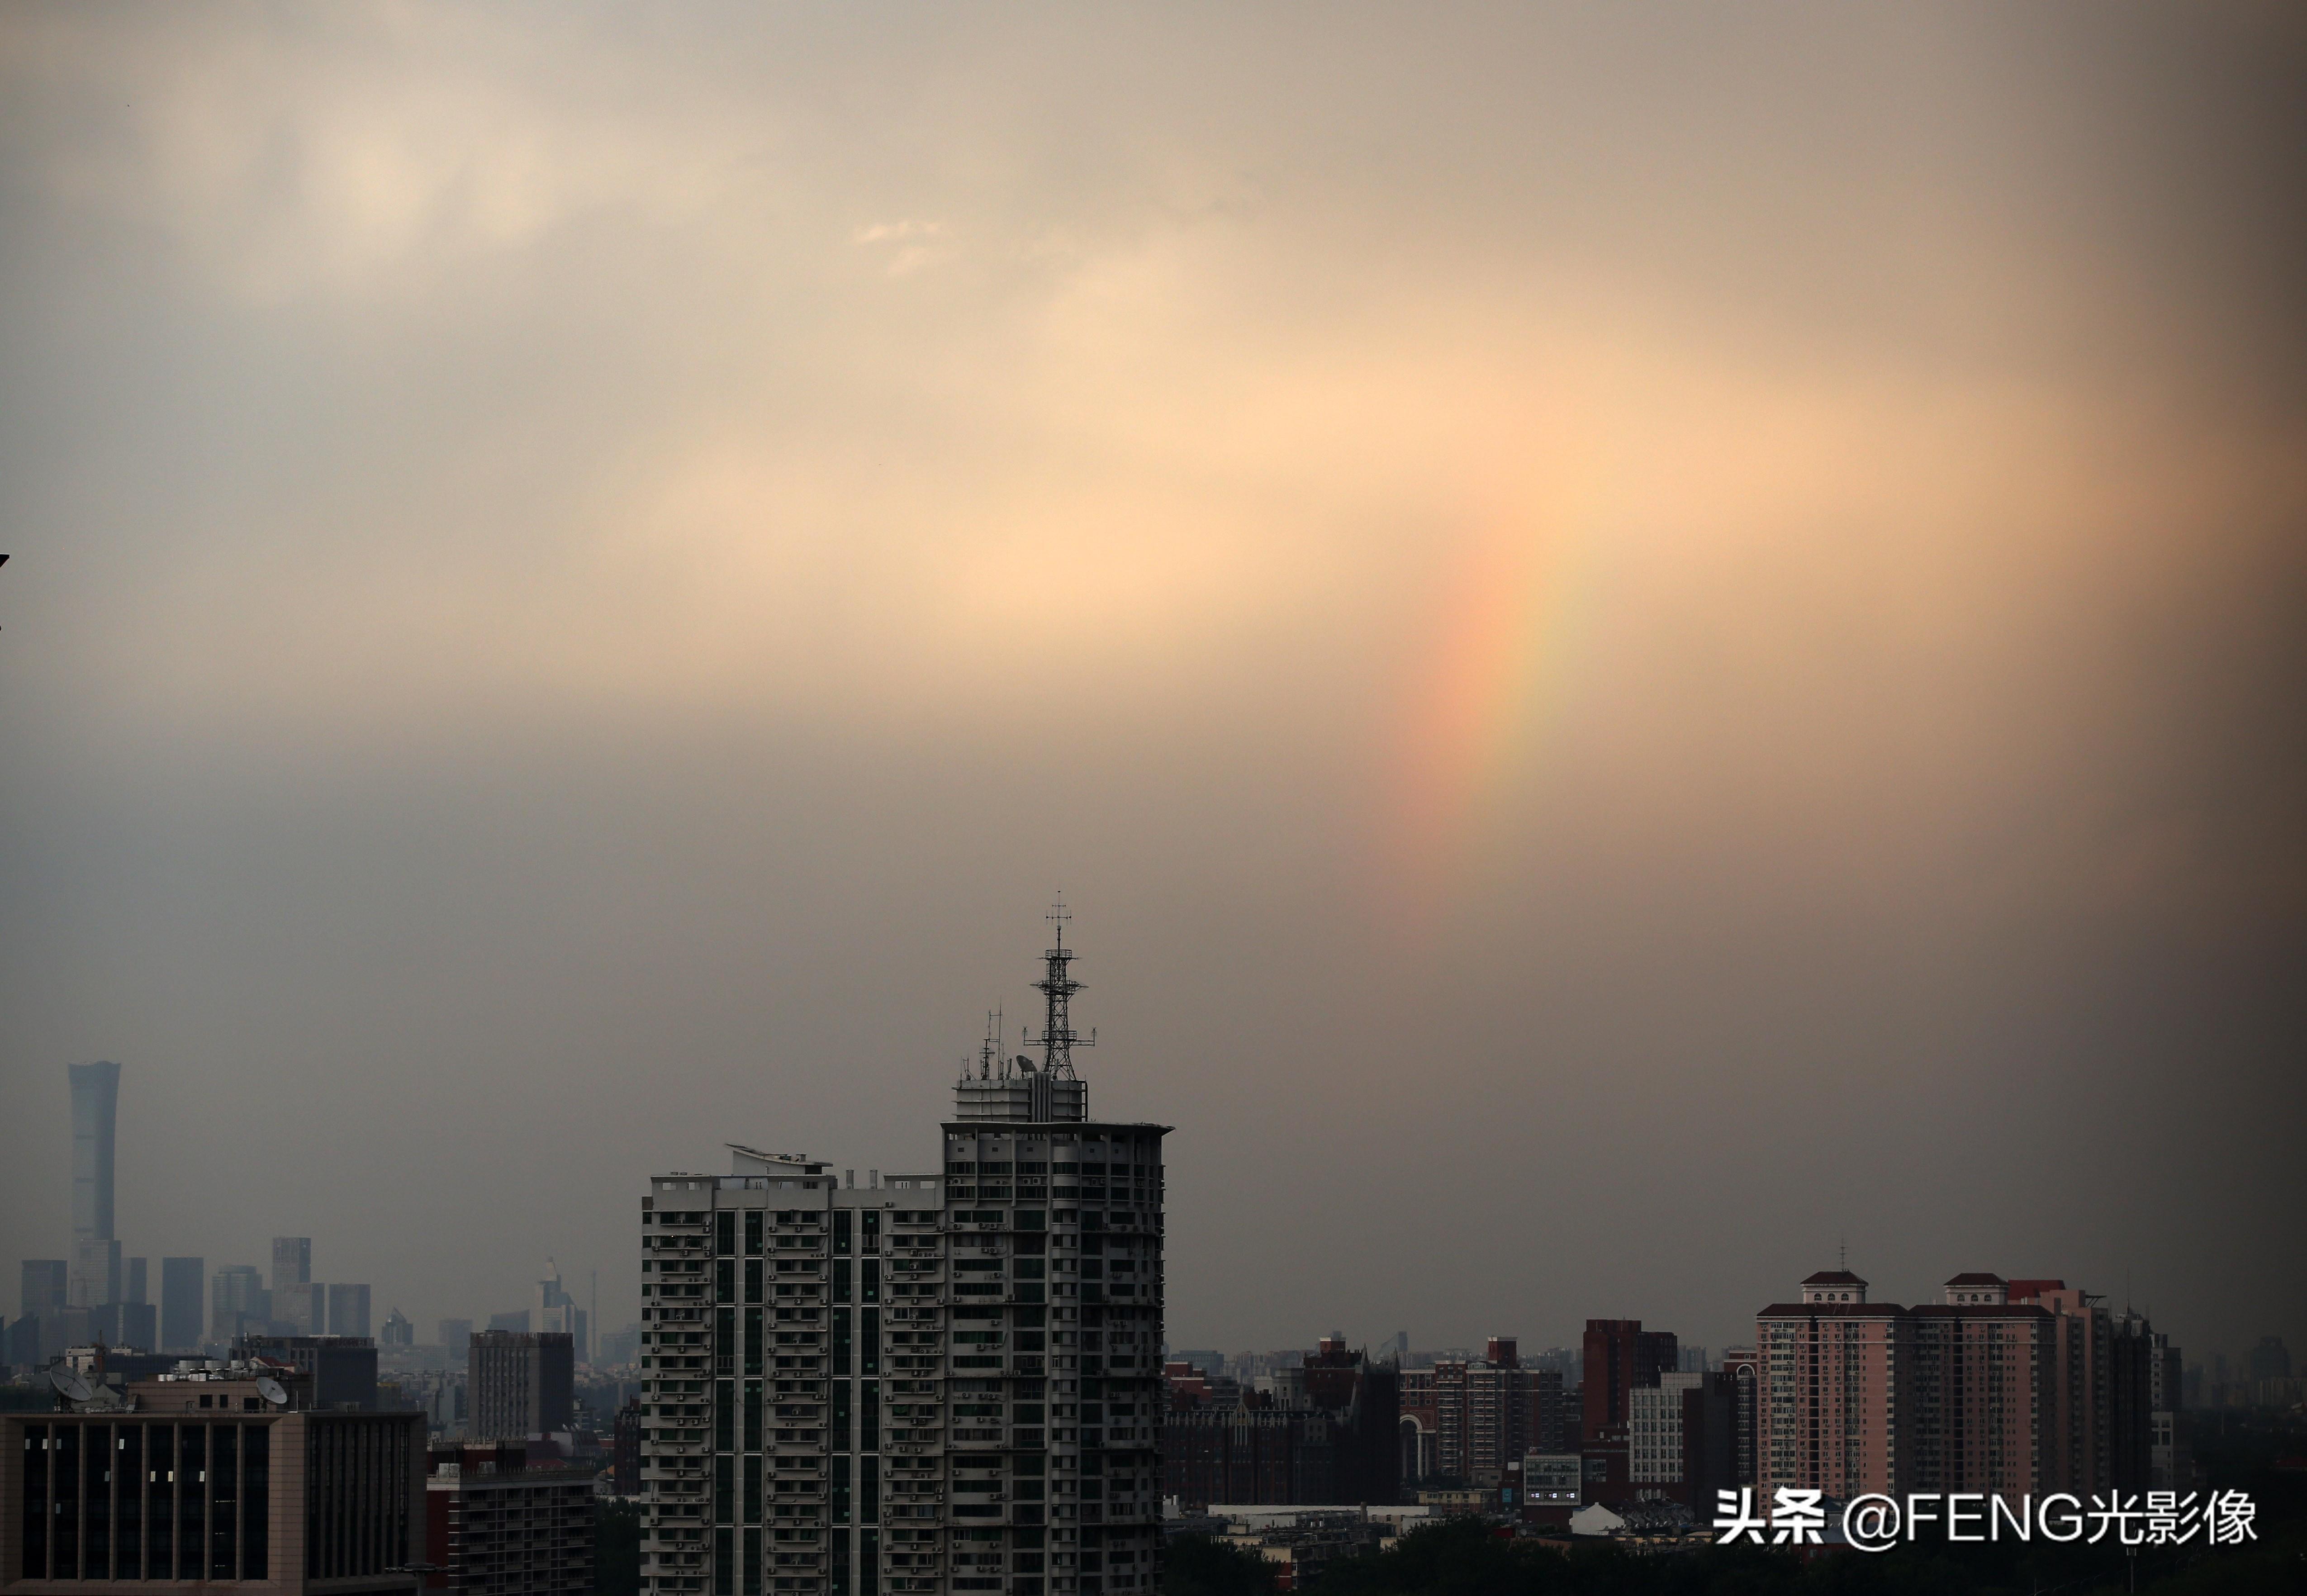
[1166,1534,1280,1596]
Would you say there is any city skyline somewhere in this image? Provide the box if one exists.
[4,983,2285,1370]
[3,4,2303,1371]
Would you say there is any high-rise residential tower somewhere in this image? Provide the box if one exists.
[636,917,1168,1596]
[67,1061,122,1308]
[1752,1268,2166,1508]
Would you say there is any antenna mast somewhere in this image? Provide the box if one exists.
[1032,898,1092,1080]
[978,1006,1006,1080]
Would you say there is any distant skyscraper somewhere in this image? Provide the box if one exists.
[328,1282,372,1339]
[125,1256,148,1305]
[212,1263,269,1344]
[69,1238,122,1312]
[20,1259,67,1319]
[67,1061,122,1308]
[437,1316,475,1350]
[535,1259,588,1363]
[271,1236,313,1291]
[278,1281,328,1335]
[93,1300,159,1349]
[160,1256,205,1349]
[381,1307,414,1347]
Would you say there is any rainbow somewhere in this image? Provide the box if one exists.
[1386,513,1593,912]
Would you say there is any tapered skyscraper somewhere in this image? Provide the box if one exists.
[67,1061,122,1308]
[637,914,1168,1596]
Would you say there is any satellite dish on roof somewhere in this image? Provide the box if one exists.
[256,1377,290,1407]
[48,1368,92,1404]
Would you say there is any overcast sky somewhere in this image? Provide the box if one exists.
[2,3,2301,1365]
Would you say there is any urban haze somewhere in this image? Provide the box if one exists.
[3,2,2303,1390]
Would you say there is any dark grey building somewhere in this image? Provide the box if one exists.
[330,1283,374,1340]
[469,1331,575,1440]
[68,1062,123,1310]
[271,1237,313,1292]
[20,1260,67,1320]
[93,1302,159,1350]
[161,1257,206,1350]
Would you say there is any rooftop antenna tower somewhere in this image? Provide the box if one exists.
[1031,898,1093,1080]
[979,1007,1006,1080]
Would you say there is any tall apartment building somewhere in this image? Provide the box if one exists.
[1756,1269,2166,1508]
[637,921,1168,1596]
[470,1331,576,1440]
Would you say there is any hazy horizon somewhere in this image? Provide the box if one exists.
[2,2,2302,1369]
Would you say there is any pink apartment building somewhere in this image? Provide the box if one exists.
[1756,1270,2098,1506]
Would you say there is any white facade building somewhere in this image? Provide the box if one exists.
[1628,1371,1701,1484]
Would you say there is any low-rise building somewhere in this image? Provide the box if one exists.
[0,1363,424,1592]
